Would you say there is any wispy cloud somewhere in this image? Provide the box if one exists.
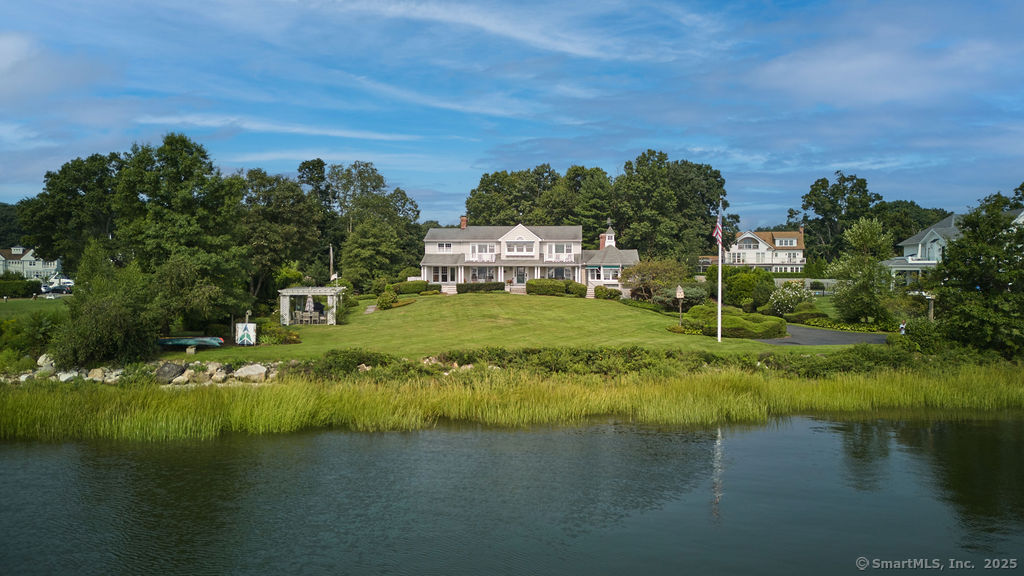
[135,114,420,141]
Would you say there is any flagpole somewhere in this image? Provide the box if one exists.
[716,201,723,343]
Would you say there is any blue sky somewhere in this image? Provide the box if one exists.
[1,0,1022,228]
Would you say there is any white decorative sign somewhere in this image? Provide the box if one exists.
[236,323,257,346]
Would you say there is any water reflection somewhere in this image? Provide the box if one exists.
[1,418,1022,575]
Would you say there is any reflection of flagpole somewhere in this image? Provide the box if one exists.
[712,426,724,520]
[712,201,724,343]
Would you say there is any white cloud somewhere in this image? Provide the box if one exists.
[135,114,419,141]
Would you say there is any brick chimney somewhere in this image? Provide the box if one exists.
[460,215,467,230]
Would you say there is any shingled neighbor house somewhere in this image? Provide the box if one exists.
[420,217,639,297]
[883,209,1024,284]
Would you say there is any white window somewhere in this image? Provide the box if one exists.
[775,238,796,247]
[506,241,533,254]
[588,268,600,281]
[472,243,495,254]
[548,243,572,255]
[730,252,745,264]
[602,268,619,281]
[437,242,452,253]
[738,240,759,250]
[432,266,456,283]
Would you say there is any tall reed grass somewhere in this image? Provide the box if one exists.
[2,364,1021,441]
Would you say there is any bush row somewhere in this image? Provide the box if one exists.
[457,282,505,294]
[594,286,621,300]
[525,279,587,297]
[804,317,898,333]
[0,279,43,298]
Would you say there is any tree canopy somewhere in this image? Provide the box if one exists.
[936,193,1024,357]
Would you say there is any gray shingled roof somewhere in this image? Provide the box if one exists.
[424,225,582,242]
[898,214,961,246]
[582,246,640,266]
[419,254,465,266]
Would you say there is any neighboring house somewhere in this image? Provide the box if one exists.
[420,217,639,297]
[883,209,1024,283]
[0,246,61,280]
[722,228,806,273]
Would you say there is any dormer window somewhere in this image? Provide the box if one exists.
[738,239,759,250]
[775,238,796,247]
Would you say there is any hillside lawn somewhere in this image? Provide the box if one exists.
[165,292,853,363]
[0,297,70,320]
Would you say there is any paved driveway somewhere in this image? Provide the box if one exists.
[757,324,889,346]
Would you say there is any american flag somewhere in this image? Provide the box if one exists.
[712,211,723,247]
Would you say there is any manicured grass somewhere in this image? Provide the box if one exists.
[3,364,1021,441]
[814,295,839,319]
[167,293,844,363]
[0,297,70,320]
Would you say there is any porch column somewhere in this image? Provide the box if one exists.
[535,266,540,280]
[498,266,504,282]
[280,294,291,325]
[326,294,337,325]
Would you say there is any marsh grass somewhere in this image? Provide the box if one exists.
[2,363,1022,441]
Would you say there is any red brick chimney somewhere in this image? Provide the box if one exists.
[460,215,467,230]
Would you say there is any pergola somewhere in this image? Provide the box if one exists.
[278,286,346,326]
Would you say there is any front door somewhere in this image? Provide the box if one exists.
[515,267,526,284]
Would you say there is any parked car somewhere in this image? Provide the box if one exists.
[48,285,72,294]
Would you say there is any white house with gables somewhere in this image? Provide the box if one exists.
[0,246,61,280]
[420,218,639,296]
[723,229,806,273]
[883,209,1024,283]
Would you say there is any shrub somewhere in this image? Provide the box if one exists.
[396,267,422,281]
[903,317,944,354]
[809,280,825,291]
[667,324,703,335]
[426,283,441,292]
[684,304,787,339]
[457,282,505,294]
[370,277,390,295]
[594,285,622,300]
[804,317,899,333]
[526,279,566,296]
[256,319,301,345]
[769,282,813,315]
[419,290,441,296]
[392,280,428,294]
[565,280,587,298]
[376,288,398,310]
[0,279,43,298]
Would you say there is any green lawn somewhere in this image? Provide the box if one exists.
[166,292,849,363]
[0,296,70,320]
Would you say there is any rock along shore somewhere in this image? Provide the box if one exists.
[3,354,286,387]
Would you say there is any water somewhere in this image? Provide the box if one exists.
[2,418,1022,575]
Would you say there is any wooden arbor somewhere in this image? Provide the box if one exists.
[278,286,346,326]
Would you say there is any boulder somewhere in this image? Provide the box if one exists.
[171,369,195,385]
[234,364,267,383]
[57,371,77,383]
[37,354,53,368]
[155,362,186,384]
[211,370,228,384]
[357,363,372,372]
[87,368,105,381]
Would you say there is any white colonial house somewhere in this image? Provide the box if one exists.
[883,209,1024,283]
[0,246,61,280]
[723,229,806,273]
[420,218,639,296]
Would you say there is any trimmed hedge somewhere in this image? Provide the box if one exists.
[804,317,898,333]
[565,280,587,298]
[426,283,441,292]
[457,281,505,294]
[418,290,441,296]
[684,304,787,339]
[594,285,621,300]
[526,278,566,296]
[0,279,43,298]
[392,280,428,294]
